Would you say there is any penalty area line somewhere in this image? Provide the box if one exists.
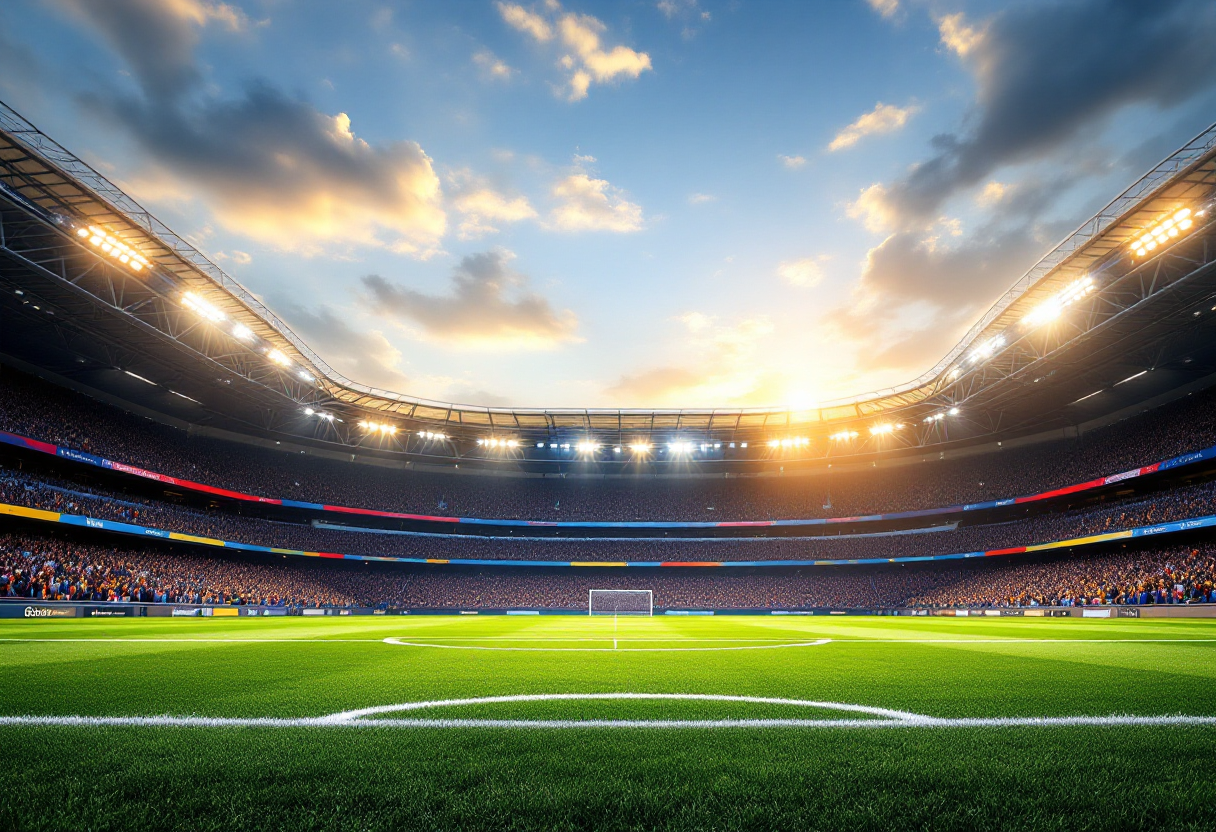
[382,637,832,652]
[2,714,1216,730]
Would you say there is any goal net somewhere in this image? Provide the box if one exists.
[589,589,653,616]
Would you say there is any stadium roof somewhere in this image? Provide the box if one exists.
[3,99,1216,473]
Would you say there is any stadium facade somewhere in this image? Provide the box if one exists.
[2,98,1216,476]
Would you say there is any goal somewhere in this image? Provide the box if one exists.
[588,589,653,616]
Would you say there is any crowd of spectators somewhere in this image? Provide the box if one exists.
[4,531,1214,610]
[0,533,359,607]
[907,544,1216,608]
[4,366,1216,522]
[2,463,1214,564]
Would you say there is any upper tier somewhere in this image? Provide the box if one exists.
[2,366,1216,524]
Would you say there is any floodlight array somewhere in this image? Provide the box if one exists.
[668,441,695,454]
[1021,276,1095,329]
[967,335,1006,364]
[829,430,859,441]
[1130,208,1198,257]
[303,408,336,422]
[576,441,599,454]
[418,431,447,441]
[75,225,149,272]
[477,437,519,448]
[768,437,810,449]
[358,421,397,434]
[181,292,225,323]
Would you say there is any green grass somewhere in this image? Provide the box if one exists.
[2,615,1215,830]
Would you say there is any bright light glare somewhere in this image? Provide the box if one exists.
[576,441,599,454]
[1022,276,1095,329]
[869,423,895,436]
[967,335,1005,364]
[78,225,150,272]
[628,443,652,454]
[1131,208,1196,257]
[181,292,226,323]
[418,431,447,441]
[667,441,695,454]
[948,407,960,416]
[267,349,292,367]
[358,421,397,434]
[231,323,253,341]
[829,430,859,441]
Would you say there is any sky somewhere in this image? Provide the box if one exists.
[3,0,1216,410]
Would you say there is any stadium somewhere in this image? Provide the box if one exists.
[3,2,1216,829]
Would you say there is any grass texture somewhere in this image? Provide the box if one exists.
[1,615,1215,831]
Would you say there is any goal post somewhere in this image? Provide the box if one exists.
[589,589,653,616]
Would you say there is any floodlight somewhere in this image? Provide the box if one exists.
[305,408,315,416]
[298,371,314,382]
[1022,276,1095,329]
[1131,207,1198,257]
[829,430,858,441]
[231,323,253,341]
[77,225,150,273]
[967,335,1005,364]
[267,348,292,367]
[181,292,226,324]
[948,407,960,416]
[576,441,599,454]
[629,443,652,453]
[869,423,895,436]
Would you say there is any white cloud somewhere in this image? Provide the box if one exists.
[937,12,985,57]
[867,0,900,19]
[448,170,537,239]
[473,49,514,81]
[497,1,651,101]
[687,192,716,205]
[776,256,830,288]
[846,182,897,234]
[828,102,918,152]
[778,154,806,169]
[496,2,553,41]
[546,163,644,233]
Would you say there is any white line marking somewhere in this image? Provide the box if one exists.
[2,714,1214,730]
[322,693,920,723]
[382,637,833,652]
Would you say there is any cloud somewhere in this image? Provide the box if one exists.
[776,256,829,288]
[473,49,514,81]
[606,313,777,406]
[214,249,252,265]
[858,0,1216,230]
[547,164,644,233]
[828,102,917,152]
[274,302,411,392]
[778,154,806,169]
[89,86,446,255]
[497,1,651,101]
[867,0,900,18]
[359,250,580,350]
[56,0,253,102]
[496,1,553,41]
[61,0,446,256]
[687,193,716,205]
[656,0,711,37]
[447,170,537,239]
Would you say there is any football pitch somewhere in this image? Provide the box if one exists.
[2,615,1215,831]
